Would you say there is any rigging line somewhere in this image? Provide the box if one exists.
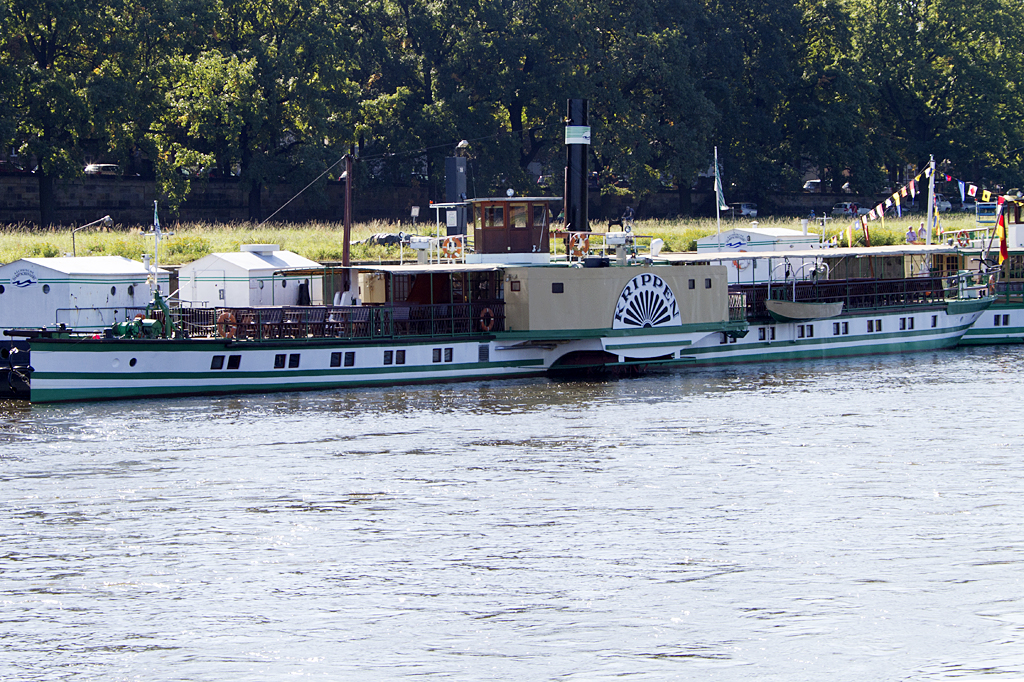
[259,121,559,225]
[258,156,347,226]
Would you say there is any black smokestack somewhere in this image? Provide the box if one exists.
[564,98,590,233]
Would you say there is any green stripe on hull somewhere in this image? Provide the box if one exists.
[686,330,965,366]
[31,364,545,403]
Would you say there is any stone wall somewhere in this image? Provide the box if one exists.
[0,174,429,226]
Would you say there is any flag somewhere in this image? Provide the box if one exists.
[996,202,1008,264]
[901,186,908,198]
[909,179,916,198]
[847,221,853,247]
[982,189,992,202]
[945,174,952,182]
[715,164,728,211]
[885,198,893,208]
[968,184,978,197]
[958,181,966,202]
[925,167,933,178]
[862,216,871,246]
[868,207,877,220]
[153,200,161,236]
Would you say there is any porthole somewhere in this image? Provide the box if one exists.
[127,285,134,296]
[129,358,137,367]
[282,280,287,288]
[0,285,5,294]
[110,286,117,296]
[42,284,50,294]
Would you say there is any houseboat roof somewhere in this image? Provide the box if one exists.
[1,256,169,276]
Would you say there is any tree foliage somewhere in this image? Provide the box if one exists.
[1,0,1023,224]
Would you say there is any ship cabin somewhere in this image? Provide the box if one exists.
[466,196,560,264]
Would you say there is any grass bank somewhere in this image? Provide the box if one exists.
[0,212,983,266]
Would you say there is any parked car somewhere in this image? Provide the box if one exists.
[961,200,977,213]
[84,163,119,176]
[802,179,821,192]
[831,202,869,217]
[737,202,757,218]
[934,194,952,212]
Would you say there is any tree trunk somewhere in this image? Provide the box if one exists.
[248,181,262,222]
[38,171,55,227]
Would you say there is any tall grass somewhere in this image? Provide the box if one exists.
[0,212,985,265]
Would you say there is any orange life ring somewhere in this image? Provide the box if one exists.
[479,307,495,332]
[568,233,589,258]
[217,311,237,339]
[956,231,970,247]
[732,250,750,270]
[441,236,463,259]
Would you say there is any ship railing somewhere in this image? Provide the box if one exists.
[727,292,747,321]
[731,275,956,320]
[166,302,505,340]
[54,306,156,330]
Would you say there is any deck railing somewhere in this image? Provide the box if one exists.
[170,302,506,340]
[730,276,955,321]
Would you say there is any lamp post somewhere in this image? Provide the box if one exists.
[72,215,113,256]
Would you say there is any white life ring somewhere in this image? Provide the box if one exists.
[733,250,750,270]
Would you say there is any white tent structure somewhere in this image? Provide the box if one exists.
[177,244,323,307]
[0,256,170,331]
[696,226,823,284]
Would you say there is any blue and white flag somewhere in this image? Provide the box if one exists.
[958,181,966,203]
[153,200,161,236]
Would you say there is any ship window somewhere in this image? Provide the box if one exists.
[875,319,882,331]
[797,325,805,339]
[274,354,286,368]
[42,284,50,294]
[932,315,938,328]
[289,353,300,368]
[129,358,137,367]
[331,352,342,367]
[807,324,814,338]
[759,327,767,341]
[227,355,241,370]
[396,350,406,365]
[510,280,521,292]
[867,320,874,333]
[444,347,453,362]
[127,285,134,296]
[433,348,442,363]
[908,317,915,330]
[994,315,1002,326]
[770,327,776,340]
[532,204,547,227]
[210,355,225,370]
[0,285,5,294]
[552,282,564,294]
[484,206,504,228]
[720,333,729,345]
[384,350,393,365]
[833,322,840,336]
[511,203,527,228]
[842,322,848,334]
[344,351,355,367]
[705,278,712,289]
[900,318,907,330]
[688,279,695,290]
[110,286,116,296]
[1003,314,1010,326]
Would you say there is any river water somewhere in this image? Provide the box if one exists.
[3,345,1024,681]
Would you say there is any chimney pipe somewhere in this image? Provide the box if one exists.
[564,99,590,233]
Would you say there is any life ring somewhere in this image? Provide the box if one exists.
[568,233,589,258]
[441,236,463,259]
[217,311,237,339]
[479,307,495,332]
[956,231,970,247]
[732,250,750,270]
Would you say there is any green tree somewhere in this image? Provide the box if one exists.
[3,0,116,225]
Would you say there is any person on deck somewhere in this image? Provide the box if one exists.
[906,226,918,243]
